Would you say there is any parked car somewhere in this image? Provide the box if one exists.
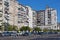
[52,32,58,34]
[22,31,31,36]
[38,32,44,35]
[2,31,11,36]
[0,33,2,36]
[17,32,23,36]
[47,31,58,34]
[10,32,17,36]
[31,31,38,35]
[58,32,60,34]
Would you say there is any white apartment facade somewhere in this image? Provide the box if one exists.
[0,0,36,30]
[26,6,37,28]
[0,0,58,30]
[0,0,18,30]
[45,7,58,30]
[37,7,58,30]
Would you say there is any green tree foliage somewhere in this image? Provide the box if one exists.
[13,25,18,31]
[33,27,41,31]
[0,26,4,31]
[20,26,31,31]
[7,25,13,31]
[43,28,49,32]
[3,24,18,31]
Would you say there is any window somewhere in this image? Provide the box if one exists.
[18,7,24,11]
[21,7,24,11]
[0,10,2,12]
[0,14,2,17]
[18,8,20,10]
[0,20,2,22]
[37,21,40,23]
[5,7,9,10]
[54,26,56,28]
[18,21,20,23]
[0,3,2,5]
[25,21,29,23]
[4,1,9,7]
[18,16,20,18]
[5,11,9,14]
[5,17,9,20]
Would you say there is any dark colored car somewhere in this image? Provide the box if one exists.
[31,31,38,35]
[0,33,2,36]
[38,32,44,35]
[53,32,58,34]
[47,32,58,34]
[22,32,31,36]
[2,31,11,36]
[10,32,17,36]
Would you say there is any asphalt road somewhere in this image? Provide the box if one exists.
[0,34,60,40]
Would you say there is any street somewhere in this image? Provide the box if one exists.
[0,34,60,40]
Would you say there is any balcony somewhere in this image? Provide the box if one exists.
[4,1,9,7]
[0,3,2,6]
[4,7,9,11]
[18,21,23,23]
[4,15,9,21]
[0,1,2,5]
[0,22,2,26]
[5,11,9,14]
[0,20,2,22]
[0,14,2,17]
[0,10,2,13]
[18,7,26,12]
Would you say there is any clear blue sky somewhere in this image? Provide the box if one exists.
[18,0,60,23]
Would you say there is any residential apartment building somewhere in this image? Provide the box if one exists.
[26,6,37,28]
[32,10,37,27]
[16,4,29,28]
[45,7,57,30]
[0,0,3,26]
[37,10,45,26]
[0,0,18,30]
[0,0,58,30]
[37,6,58,30]
[0,0,37,30]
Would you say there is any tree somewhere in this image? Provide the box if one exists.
[1,22,18,31]
[3,23,18,31]
[56,30,60,32]
[2,22,10,31]
[0,26,4,31]
[13,25,18,31]
[20,26,31,31]
[33,27,41,32]
[43,28,49,32]
[7,25,13,31]
[49,29,53,32]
